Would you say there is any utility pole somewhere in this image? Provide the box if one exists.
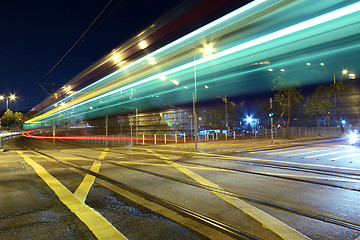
[52,83,56,145]
[193,56,198,149]
[136,108,139,145]
[225,94,228,134]
[270,97,274,143]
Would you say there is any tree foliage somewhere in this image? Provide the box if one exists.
[2,109,15,126]
[304,85,332,134]
[1,109,26,126]
[272,76,303,138]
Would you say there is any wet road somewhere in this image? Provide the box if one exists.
[1,136,360,239]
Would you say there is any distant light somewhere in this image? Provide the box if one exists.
[320,62,325,66]
[89,106,93,110]
[342,69,348,75]
[204,85,209,88]
[60,102,66,107]
[306,62,311,66]
[9,94,16,100]
[246,116,253,124]
[148,57,157,65]
[0,96,4,100]
[341,120,346,124]
[268,68,273,72]
[201,42,215,57]
[113,54,120,61]
[54,103,58,107]
[117,61,124,67]
[349,73,356,79]
[280,68,286,72]
[171,79,179,85]
[184,86,188,89]
[139,40,148,49]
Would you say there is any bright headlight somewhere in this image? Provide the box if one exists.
[349,131,358,145]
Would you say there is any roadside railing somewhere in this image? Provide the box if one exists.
[0,132,21,149]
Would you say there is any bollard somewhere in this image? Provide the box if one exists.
[216,132,218,140]
[154,134,156,144]
[225,132,228,140]
[164,134,166,144]
[206,132,209,141]
[184,133,186,143]
[143,135,145,145]
[212,133,214,141]
[175,134,177,143]
[234,131,236,139]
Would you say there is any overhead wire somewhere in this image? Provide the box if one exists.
[35,0,114,85]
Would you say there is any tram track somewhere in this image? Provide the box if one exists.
[18,137,360,234]
[17,137,261,240]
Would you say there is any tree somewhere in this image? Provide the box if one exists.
[14,112,25,124]
[2,109,15,126]
[304,85,332,135]
[272,76,303,138]
[328,81,352,134]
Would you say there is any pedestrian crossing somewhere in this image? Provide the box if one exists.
[247,144,360,162]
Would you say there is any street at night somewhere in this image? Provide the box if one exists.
[1,0,360,239]
[1,136,360,239]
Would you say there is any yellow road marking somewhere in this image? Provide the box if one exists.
[17,151,127,240]
[304,150,352,158]
[128,147,360,172]
[146,149,309,240]
[285,149,325,157]
[330,152,360,160]
[74,148,109,202]
[107,160,237,173]
[56,157,91,161]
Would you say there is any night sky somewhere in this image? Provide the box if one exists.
[0,0,183,112]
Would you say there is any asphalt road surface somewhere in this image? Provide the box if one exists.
[1,136,360,239]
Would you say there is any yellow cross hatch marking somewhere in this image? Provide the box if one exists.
[74,148,109,202]
[145,149,310,240]
[17,150,127,240]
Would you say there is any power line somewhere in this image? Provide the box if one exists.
[35,0,113,85]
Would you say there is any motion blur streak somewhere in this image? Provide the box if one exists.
[24,0,360,129]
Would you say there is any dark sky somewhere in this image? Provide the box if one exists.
[0,0,183,112]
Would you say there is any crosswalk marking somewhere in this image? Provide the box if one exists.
[249,146,302,154]
[304,150,353,158]
[330,152,360,160]
[266,147,316,155]
[285,149,326,157]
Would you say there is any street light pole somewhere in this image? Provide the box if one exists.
[193,56,198,149]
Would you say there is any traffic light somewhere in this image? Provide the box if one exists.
[268,108,273,118]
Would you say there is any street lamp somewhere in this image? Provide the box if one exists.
[193,42,215,148]
[0,94,16,110]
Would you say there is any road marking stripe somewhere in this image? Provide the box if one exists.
[56,157,91,161]
[249,146,302,154]
[304,150,352,158]
[17,151,127,240]
[130,147,360,172]
[255,172,360,182]
[330,152,360,160]
[146,149,309,240]
[285,149,325,156]
[74,148,109,202]
[107,160,238,173]
[266,148,316,155]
